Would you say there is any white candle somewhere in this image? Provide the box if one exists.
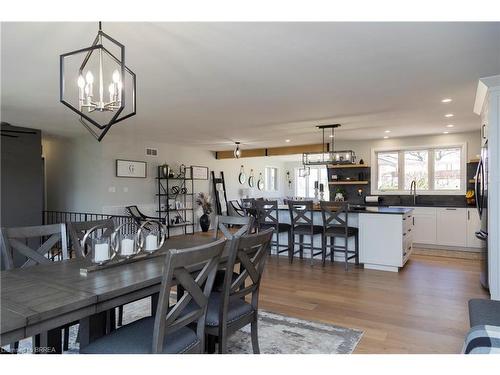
[94,243,109,263]
[145,234,158,251]
[121,238,134,256]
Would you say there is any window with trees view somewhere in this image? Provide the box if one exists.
[373,145,464,194]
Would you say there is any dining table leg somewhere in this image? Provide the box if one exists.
[78,311,108,350]
[34,329,62,354]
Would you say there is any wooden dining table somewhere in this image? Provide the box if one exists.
[0,232,219,353]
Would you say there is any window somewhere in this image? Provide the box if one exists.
[264,167,278,191]
[404,150,429,190]
[434,148,461,190]
[377,152,399,190]
[294,166,329,200]
[372,144,465,194]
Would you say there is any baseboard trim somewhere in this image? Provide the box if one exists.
[413,247,482,260]
[413,243,481,253]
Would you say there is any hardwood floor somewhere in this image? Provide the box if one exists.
[258,253,489,353]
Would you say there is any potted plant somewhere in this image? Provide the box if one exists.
[195,192,213,232]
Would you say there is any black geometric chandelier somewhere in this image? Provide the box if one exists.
[60,22,136,141]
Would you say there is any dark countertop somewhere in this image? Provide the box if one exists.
[362,207,414,215]
[366,203,473,209]
[277,205,413,215]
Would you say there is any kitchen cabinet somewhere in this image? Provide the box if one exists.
[436,207,467,247]
[359,210,414,272]
[466,208,482,248]
[412,207,437,245]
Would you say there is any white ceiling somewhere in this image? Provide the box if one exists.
[1,22,500,150]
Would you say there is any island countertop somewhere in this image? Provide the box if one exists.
[275,204,413,215]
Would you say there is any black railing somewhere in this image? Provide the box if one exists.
[43,210,134,227]
[42,210,137,256]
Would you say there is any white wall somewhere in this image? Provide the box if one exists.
[43,130,480,218]
[42,133,288,222]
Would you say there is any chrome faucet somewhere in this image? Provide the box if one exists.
[410,180,417,205]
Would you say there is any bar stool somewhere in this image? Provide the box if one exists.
[254,200,292,260]
[287,200,324,266]
[241,198,259,233]
[320,201,359,270]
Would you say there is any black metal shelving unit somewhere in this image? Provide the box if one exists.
[156,166,195,238]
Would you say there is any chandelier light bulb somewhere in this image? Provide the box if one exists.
[85,71,94,84]
[108,83,115,101]
[112,69,120,83]
[84,85,90,96]
[77,75,86,89]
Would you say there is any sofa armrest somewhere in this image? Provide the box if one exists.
[469,299,500,328]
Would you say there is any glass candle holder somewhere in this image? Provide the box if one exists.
[145,233,158,252]
[136,220,166,253]
[92,237,111,264]
[120,234,136,257]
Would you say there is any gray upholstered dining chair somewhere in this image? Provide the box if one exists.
[1,223,68,270]
[0,223,69,353]
[320,201,359,270]
[199,228,273,354]
[212,215,253,241]
[80,238,226,354]
[211,215,253,292]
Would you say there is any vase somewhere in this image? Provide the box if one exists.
[199,214,210,232]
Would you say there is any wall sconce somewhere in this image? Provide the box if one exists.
[286,171,292,189]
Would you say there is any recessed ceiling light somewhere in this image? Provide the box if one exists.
[441,98,452,103]
[445,113,454,118]
[446,124,454,128]
[443,131,449,134]
[285,139,291,143]
[383,136,389,139]
[384,130,391,133]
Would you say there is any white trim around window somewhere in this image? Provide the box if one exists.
[264,166,279,192]
[370,142,467,195]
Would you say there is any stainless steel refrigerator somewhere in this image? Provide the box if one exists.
[475,138,489,290]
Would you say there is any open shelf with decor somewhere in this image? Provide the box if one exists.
[327,164,370,169]
[156,166,195,238]
[329,181,369,185]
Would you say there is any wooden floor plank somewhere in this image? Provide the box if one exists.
[258,253,488,353]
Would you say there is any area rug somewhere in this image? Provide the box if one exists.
[8,298,362,354]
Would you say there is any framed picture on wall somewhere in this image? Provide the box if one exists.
[191,165,209,180]
[116,159,147,178]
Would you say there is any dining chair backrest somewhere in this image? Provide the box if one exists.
[0,223,68,270]
[320,201,349,235]
[213,215,253,240]
[219,228,273,323]
[152,238,226,353]
[287,200,315,229]
[254,200,279,229]
[67,218,116,258]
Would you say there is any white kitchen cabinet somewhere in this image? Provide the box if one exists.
[436,207,467,247]
[466,208,482,248]
[359,210,414,272]
[412,207,437,245]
